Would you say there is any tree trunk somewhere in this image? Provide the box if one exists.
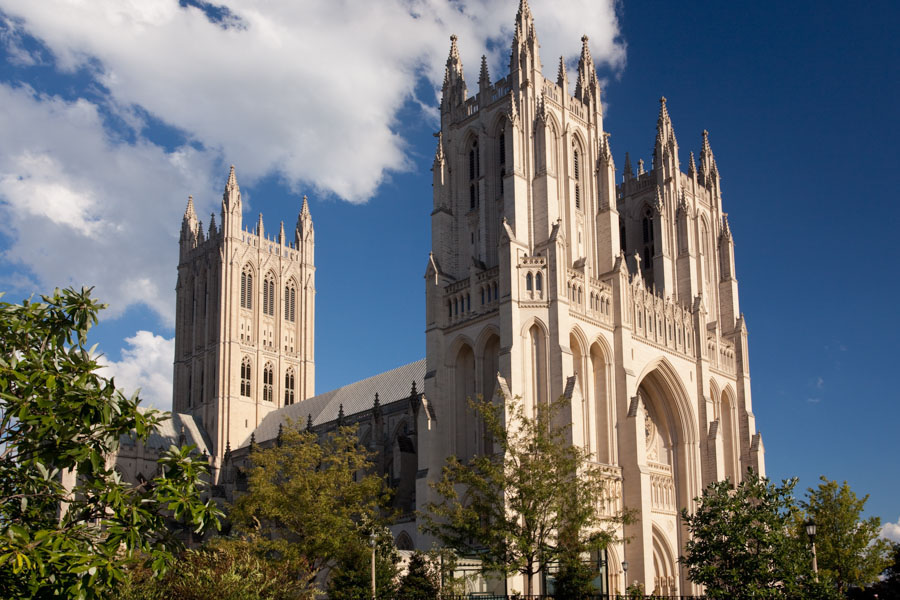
[525,562,534,596]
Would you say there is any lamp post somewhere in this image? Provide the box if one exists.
[622,560,629,594]
[805,519,818,581]
[370,531,377,600]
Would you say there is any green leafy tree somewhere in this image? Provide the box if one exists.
[423,394,624,596]
[871,542,900,600]
[799,477,892,596]
[551,553,599,599]
[326,527,400,600]
[231,421,391,589]
[0,287,222,599]
[681,469,837,600]
[114,537,314,600]
[396,550,440,600]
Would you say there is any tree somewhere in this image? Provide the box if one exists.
[681,469,837,600]
[422,394,624,596]
[872,542,900,600]
[799,477,892,596]
[0,287,222,599]
[326,526,400,600]
[396,550,440,600]
[230,421,391,589]
[114,537,315,600]
[551,553,600,599]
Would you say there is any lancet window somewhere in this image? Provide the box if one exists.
[573,145,582,210]
[240,265,253,309]
[284,368,296,406]
[262,362,274,402]
[469,139,479,210]
[263,272,276,316]
[284,281,296,322]
[240,357,251,397]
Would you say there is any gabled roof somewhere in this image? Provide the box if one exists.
[121,410,212,455]
[249,359,426,446]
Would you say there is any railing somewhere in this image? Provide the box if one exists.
[337,595,705,600]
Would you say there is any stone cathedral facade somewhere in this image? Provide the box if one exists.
[115,1,766,595]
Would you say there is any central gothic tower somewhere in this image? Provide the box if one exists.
[420,1,764,594]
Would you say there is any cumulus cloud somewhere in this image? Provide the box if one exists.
[0,0,625,203]
[98,330,175,412]
[883,518,900,543]
[0,0,625,325]
[0,84,217,323]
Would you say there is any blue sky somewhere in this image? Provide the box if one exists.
[1,1,897,536]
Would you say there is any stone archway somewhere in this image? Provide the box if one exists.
[628,360,700,595]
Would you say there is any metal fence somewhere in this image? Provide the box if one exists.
[356,596,706,600]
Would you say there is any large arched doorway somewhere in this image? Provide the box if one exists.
[634,363,700,595]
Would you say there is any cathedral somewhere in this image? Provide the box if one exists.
[115,1,766,595]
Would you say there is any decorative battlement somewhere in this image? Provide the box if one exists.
[444,266,501,326]
[707,332,736,374]
[566,268,613,326]
[628,276,696,359]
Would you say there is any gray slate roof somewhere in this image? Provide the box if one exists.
[249,358,426,446]
[122,410,212,455]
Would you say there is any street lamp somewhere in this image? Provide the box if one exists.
[622,560,629,594]
[370,531,377,600]
[805,519,818,581]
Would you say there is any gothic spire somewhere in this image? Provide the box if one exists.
[296,195,314,249]
[654,96,678,167]
[557,56,568,91]
[183,195,197,222]
[208,212,217,236]
[225,164,238,194]
[373,392,382,419]
[688,151,696,176]
[181,195,199,248]
[441,35,466,108]
[599,132,611,163]
[575,35,597,103]
[222,164,241,212]
[699,129,718,184]
[509,0,541,76]
[624,152,633,179]
[478,55,490,87]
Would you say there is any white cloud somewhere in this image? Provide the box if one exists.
[0,0,625,203]
[883,518,900,544]
[0,0,625,325]
[98,330,175,412]
[0,84,217,324]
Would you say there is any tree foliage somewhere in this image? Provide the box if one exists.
[871,542,900,600]
[396,550,441,600]
[681,469,837,600]
[0,287,221,599]
[230,421,391,588]
[114,537,314,600]
[326,526,400,600]
[423,394,624,595]
[799,477,892,595]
